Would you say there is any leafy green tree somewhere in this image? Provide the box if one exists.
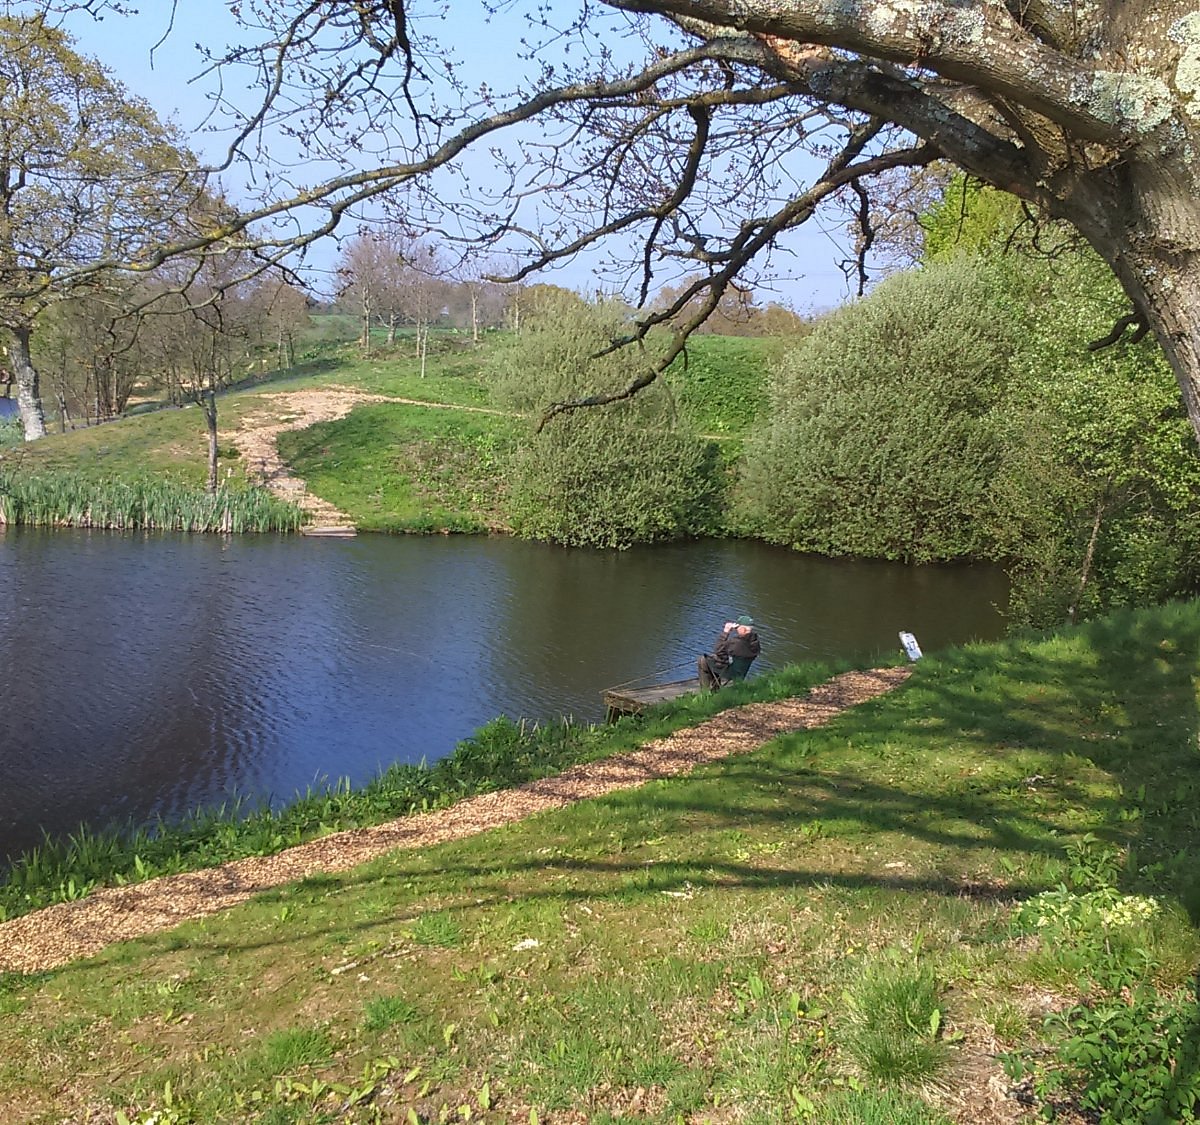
[744,176,1200,620]
[490,290,722,548]
[0,14,198,439]
[920,176,1200,621]
[920,177,1028,264]
[988,249,1200,623]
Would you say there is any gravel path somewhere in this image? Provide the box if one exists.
[0,667,911,974]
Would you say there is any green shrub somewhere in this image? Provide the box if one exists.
[1007,984,1200,1124]
[504,412,723,548]
[738,259,1014,563]
[491,293,724,547]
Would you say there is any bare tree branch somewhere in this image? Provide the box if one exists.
[537,127,937,428]
[1088,311,1150,352]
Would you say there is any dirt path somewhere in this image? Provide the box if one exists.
[0,667,911,974]
[231,387,509,530]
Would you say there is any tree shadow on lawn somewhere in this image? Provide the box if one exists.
[56,604,1200,1121]
[109,601,1200,976]
[914,602,1200,901]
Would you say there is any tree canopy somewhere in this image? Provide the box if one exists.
[0,13,205,437]
[19,1,1200,444]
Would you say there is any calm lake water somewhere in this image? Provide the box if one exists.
[0,529,1009,860]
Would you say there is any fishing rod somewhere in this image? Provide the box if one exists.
[605,659,698,692]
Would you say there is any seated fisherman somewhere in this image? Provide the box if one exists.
[698,616,761,689]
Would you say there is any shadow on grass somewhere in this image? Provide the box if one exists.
[143,600,1200,962]
[23,603,1200,1122]
[920,602,1200,895]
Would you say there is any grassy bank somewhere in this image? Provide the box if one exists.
[3,602,1200,1123]
[276,402,518,534]
[2,332,773,535]
[0,664,831,922]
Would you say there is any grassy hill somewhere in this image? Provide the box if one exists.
[3,601,1199,1123]
[2,333,775,532]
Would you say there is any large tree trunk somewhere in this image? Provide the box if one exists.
[1074,144,1200,443]
[10,325,46,441]
[1128,256,1200,439]
[1098,160,1200,434]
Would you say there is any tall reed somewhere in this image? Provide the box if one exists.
[0,471,304,533]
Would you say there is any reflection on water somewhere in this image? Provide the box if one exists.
[0,528,1008,859]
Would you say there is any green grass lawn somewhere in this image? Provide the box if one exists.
[3,602,1200,1123]
[323,336,498,406]
[663,335,780,438]
[12,400,248,488]
[6,335,499,488]
[276,402,520,532]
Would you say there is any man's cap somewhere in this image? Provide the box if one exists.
[736,615,754,626]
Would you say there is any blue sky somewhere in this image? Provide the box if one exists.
[68,3,857,312]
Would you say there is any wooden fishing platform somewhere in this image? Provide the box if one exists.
[602,677,703,721]
[301,525,358,537]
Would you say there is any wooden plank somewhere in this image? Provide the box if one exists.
[602,677,703,720]
[301,526,358,537]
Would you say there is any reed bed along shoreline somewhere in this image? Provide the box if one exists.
[0,470,304,533]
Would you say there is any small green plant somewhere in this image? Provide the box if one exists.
[1065,833,1123,891]
[986,999,1028,1045]
[363,994,420,1033]
[842,960,951,1083]
[811,1085,953,1124]
[731,968,768,1015]
[686,916,729,944]
[1005,983,1200,1124]
[244,1027,332,1081]
[409,910,463,949]
[1013,884,1166,993]
[115,1080,190,1125]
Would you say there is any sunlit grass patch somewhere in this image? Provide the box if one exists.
[361,993,421,1034]
[276,401,519,532]
[407,910,464,949]
[224,1025,335,1101]
[812,1084,954,1123]
[841,958,952,1084]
